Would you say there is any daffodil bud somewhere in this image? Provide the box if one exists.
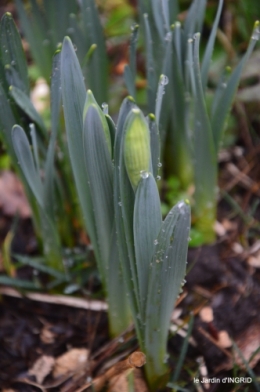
[124,108,151,191]
[83,89,111,156]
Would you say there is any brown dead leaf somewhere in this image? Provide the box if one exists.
[108,368,149,392]
[75,352,146,392]
[40,325,56,344]
[200,307,214,323]
[247,253,260,268]
[108,370,132,392]
[0,171,31,218]
[53,348,89,378]
[2,389,17,392]
[234,323,260,368]
[28,355,55,384]
[216,323,260,372]
[218,330,232,349]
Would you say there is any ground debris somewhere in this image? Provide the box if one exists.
[53,348,89,378]
[28,355,55,384]
[0,171,31,218]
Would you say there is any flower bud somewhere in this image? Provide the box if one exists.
[124,108,151,191]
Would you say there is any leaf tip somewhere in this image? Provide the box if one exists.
[127,95,135,103]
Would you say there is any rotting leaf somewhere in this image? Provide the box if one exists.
[28,355,55,384]
[53,348,89,379]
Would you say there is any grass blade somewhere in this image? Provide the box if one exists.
[13,254,66,280]
[0,275,40,289]
[171,314,194,382]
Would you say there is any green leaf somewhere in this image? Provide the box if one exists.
[144,13,157,113]
[105,114,116,158]
[124,108,151,191]
[151,0,164,40]
[83,104,114,284]
[211,22,260,149]
[81,0,108,104]
[124,64,135,99]
[147,113,160,178]
[144,201,190,385]
[129,24,139,82]
[134,174,162,318]
[201,0,224,90]
[191,34,217,241]
[0,83,16,155]
[184,0,206,38]
[43,50,61,217]
[43,0,78,48]
[113,97,141,335]
[61,36,98,259]
[0,275,40,289]
[12,125,43,206]
[106,224,132,337]
[9,85,47,135]
[0,12,29,94]
[13,253,66,280]
[15,0,53,80]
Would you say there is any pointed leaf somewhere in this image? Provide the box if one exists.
[61,36,98,258]
[12,125,43,206]
[145,201,190,381]
[201,0,224,90]
[83,104,114,284]
[147,113,160,178]
[134,174,162,317]
[9,85,47,134]
[211,22,260,149]
[124,64,135,98]
[0,12,29,94]
[43,50,61,217]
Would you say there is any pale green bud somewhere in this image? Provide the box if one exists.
[124,108,151,191]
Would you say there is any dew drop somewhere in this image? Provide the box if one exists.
[140,170,149,179]
[156,175,161,180]
[160,74,169,86]
[154,239,158,245]
[101,102,108,114]
[164,31,172,42]
[156,259,160,263]
[157,162,162,167]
